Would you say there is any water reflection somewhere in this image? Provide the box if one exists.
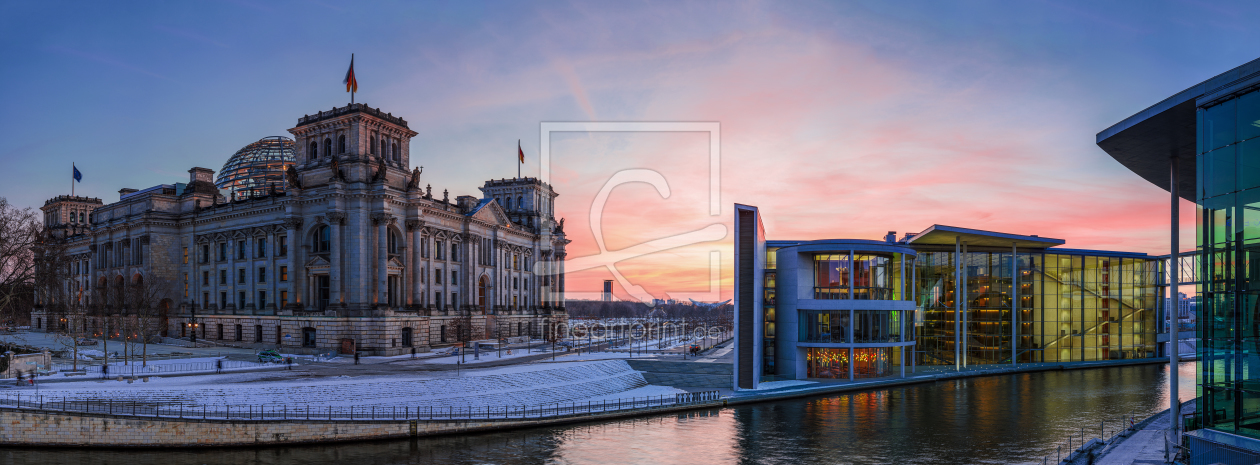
[0,363,1194,465]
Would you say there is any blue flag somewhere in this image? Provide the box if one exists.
[73,165,82,182]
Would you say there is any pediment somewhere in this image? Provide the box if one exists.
[305,255,331,268]
[472,200,514,228]
[387,257,404,268]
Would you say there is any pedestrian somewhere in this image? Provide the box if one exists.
[102,363,108,380]
[15,371,22,386]
[411,347,415,358]
[285,357,292,370]
[354,352,360,365]
[216,358,222,374]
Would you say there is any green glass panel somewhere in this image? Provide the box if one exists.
[1240,90,1260,142]
[1240,139,1260,192]
[1205,146,1237,198]
[1207,99,1237,151]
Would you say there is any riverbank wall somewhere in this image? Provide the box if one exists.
[0,357,1171,448]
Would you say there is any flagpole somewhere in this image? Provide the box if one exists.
[71,162,75,197]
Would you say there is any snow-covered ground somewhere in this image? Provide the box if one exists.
[21,360,674,411]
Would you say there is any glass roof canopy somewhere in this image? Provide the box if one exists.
[215,136,296,199]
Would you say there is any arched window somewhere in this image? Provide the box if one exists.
[517,196,523,210]
[338,135,346,154]
[370,137,376,155]
[506,197,513,210]
[313,225,331,253]
[478,276,487,309]
[323,137,332,157]
[392,142,399,161]
[308,140,317,160]
[388,230,399,254]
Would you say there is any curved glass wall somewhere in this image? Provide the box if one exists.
[216,136,297,199]
[813,253,908,300]
[1197,88,1260,438]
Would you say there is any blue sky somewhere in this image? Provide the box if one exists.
[1,1,1256,298]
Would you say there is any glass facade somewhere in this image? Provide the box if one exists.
[1197,88,1260,438]
[915,250,1158,367]
[812,253,909,300]
[806,347,899,379]
[763,247,779,377]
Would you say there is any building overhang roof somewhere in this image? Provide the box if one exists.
[905,225,1065,249]
[1096,55,1260,202]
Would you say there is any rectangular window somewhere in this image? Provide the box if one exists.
[258,267,266,283]
[436,292,443,309]
[238,269,245,284]
[255,325,263,343]
[201,245,209,264]
[452,292,458,307]
[236,240,245,260]
[220,291,226,307]
[218,243,227,262]
[275,325,281,344]
[280,266,288,281]
[202,292,209,310]
[513,277,518,290]
[184,273,189,298]
[436,269,443,284]
[281,290,288,307]
[235,324,243,342]
[219,270,227,285]
[452,270,457,283]
[279,236,288,256]
[259,291,267,309]
[202,271,209,285]
[238,291,246,309]
[257,238,267,258]
[183,247,188,264]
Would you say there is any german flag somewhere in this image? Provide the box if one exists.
[518,140,525,163]
[344,54,358,93]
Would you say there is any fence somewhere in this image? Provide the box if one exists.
[1039,409,1148,464]
[0,390,723,422]
[44,359,280,377]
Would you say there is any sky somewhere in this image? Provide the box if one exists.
[1,0,1255,302]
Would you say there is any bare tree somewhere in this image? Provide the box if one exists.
[32,227,91,370]
[125,274,175,367]
[0,199,41,328]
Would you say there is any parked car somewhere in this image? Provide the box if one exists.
[75,338,97,346]
[257,349,284,363]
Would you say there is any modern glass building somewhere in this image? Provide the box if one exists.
[1099,56,1260,464]
[733,205,1161,391]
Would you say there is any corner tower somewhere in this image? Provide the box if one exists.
[287,103,419,188]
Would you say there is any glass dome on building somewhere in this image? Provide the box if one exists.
[215,136,296,199]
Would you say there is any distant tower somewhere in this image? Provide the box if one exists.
[602,280,613,302]
[40,195,103,239]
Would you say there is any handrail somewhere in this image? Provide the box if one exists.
[0,390,724,422]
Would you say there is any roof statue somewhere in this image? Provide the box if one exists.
[408,166,423,190]
[285,165,302,189]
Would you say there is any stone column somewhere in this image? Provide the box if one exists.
[373,214,390,308]
[408,220,422,307]
[327,212,344,307]
[285,217,303,311]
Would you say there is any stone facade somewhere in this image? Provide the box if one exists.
[33,103,569,355]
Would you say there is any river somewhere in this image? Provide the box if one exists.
[0,362,1195,465]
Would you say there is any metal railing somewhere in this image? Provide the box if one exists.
[0,390,723,422]
[43,359,281,378]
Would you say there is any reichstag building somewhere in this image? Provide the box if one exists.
[34,103,570,355]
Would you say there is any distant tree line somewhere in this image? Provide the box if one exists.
[567,300,732,321]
